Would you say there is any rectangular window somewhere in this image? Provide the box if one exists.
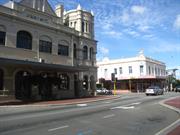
[140,65,144,74]
[129,66,132,74]
[149,66,151,75]
[0,31,6,45]
[86,22,88,32]
[114,68,117,74]
[155,67,157,75]
[58,45,69,56]
[152,67,154,74]
[39,40,52,53]
[82,22,84,32]
[119,67,122,74]
[104,69,108,78]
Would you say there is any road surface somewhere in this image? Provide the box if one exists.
[0,92,179,135]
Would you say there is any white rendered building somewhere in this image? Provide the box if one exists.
[97,51,166,92]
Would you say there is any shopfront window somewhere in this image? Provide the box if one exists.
[58,74,69,90]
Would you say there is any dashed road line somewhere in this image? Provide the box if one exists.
[48,125,69,132]
[76,104,88,107]
[111,106,135,110]
[103,114,115,119]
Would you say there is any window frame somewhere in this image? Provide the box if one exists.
[129,66,133,74]
[16,31,32,50]
[83,46,88,60]
[119,67,122,75]
[0,31,6,45]
[58,44,69,56]
[39,40,52,53]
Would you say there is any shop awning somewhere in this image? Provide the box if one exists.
[0,57,90,72]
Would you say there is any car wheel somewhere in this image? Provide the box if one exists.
[146,94,149,96]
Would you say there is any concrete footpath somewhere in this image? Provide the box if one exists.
[158,96,180,135]
[0,95,120,107]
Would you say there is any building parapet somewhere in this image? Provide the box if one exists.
[0,4,79,36]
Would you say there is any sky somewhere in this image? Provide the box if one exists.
[0,0,180,77]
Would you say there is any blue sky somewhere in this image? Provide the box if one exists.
[1,0,180,76]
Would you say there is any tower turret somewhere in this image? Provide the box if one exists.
[64,4,95,39]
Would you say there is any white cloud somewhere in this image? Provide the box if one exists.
[123,29,140,37]
[121,12,130,24]
[99,46,109,55]
[138,25,150,32]
[103,30,122,38]
[102,23,113,30]
[174,14,180,30]
[143,34,156,40]
[150,43,180,53]
[131,5,146,14]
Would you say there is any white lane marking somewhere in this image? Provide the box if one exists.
[103,101,111,104]
[76,104,87,107]
[103,114,115,119]
[110,102,141,110]
[111,106,135,110]
[128,102,141,105]
[48,125,69,132]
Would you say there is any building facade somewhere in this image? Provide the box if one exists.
[0,0,97,100]
[97,51,166,92]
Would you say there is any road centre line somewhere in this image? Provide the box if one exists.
[48,125,69,132]
[103,114,115,119]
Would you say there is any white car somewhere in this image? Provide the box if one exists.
[96,88,112,95]
[145,86,164,96]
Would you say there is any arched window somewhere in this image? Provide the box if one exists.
[0,69,3,91]
[83,46,88,60]
[90,47,93,60]
[39,35,52,53]
[16,31,32,49]
[73,43,77,58]
[83,75,88,90]
[0,25,6,46]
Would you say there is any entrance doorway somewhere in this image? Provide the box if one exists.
[74,74,79,97]
[0,69,3,90]
[15,71,31,100]
[39,73,52,100]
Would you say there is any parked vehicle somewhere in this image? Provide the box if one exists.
[145,86,164,96]
[96,88,112,95]
[175,86,180,92]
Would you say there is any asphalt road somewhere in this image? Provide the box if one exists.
[0,92,179,135]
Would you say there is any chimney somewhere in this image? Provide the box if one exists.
[55,4,64,18]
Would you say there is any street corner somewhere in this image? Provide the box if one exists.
[167,125,180,135]
[156,96,180,135]
[164,97,180,110]
[159,96,180,114]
